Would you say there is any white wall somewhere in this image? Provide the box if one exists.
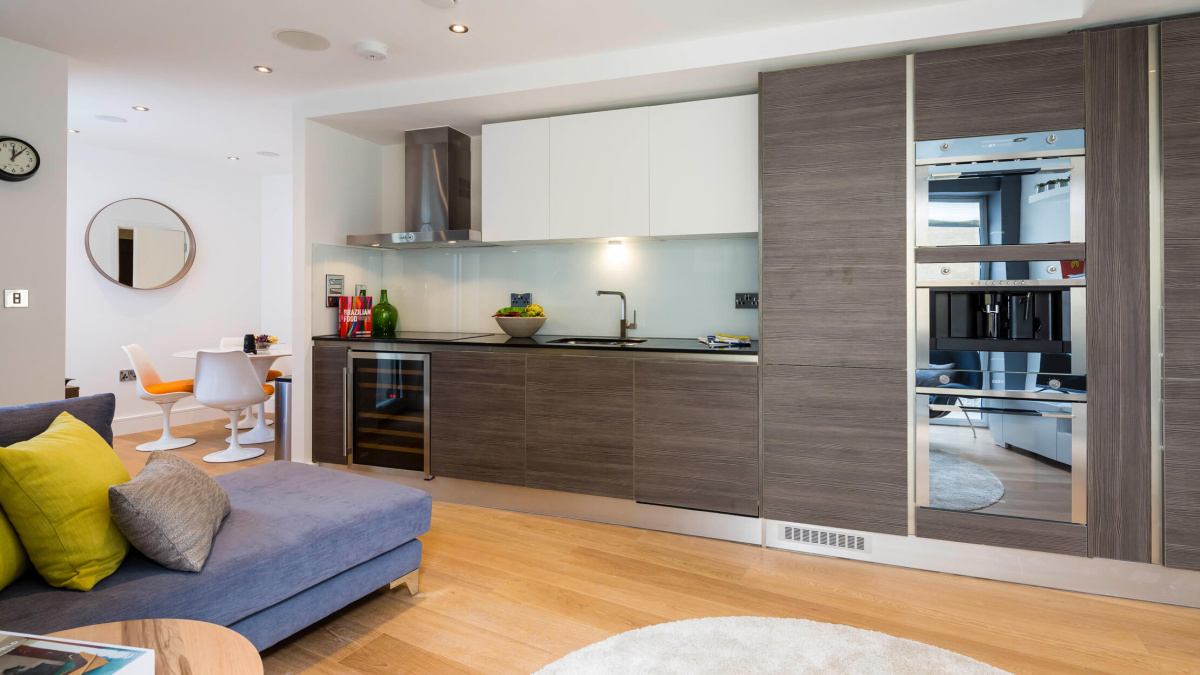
[0,37,68,406]
[261,174,293,356]
[66,145,266,428]
[291,120,386,463]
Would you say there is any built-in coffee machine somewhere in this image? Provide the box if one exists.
[914,130,1086,527]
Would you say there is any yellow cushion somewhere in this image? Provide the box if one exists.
[144,379,194,395]
[263,384,275,396]
[0,412,131,591]
[267,369,282,381]
[0,508,29,591]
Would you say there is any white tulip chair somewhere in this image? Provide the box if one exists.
[194,349,271,463]
[219,336,278,430]
[122,344,197,452]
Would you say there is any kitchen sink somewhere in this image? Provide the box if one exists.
[548,337,648,346]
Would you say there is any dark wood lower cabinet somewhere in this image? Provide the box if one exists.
[916,508,1087,557]
[525,355,635,499]
[763,365,908,535]
[1165,380,1200,570]
[633,360,759,516]
[311,343,349,464]
[431,351,526,486]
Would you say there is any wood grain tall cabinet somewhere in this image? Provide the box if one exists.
[1162,17,1200,571]
[760,56,909,535]
[1084,26,1152,564]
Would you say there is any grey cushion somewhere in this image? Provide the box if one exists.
[0,461,432,636]
[0,393,116,447]
[109,452,231,573]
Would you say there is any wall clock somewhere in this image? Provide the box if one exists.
[0,137,40,182]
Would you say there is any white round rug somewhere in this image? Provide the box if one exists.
[929,448,1006,511]
[536,617,1008,675]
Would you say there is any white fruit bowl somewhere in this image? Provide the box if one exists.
[494,316,547,338]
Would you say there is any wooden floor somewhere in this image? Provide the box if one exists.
[115,419,1200,675]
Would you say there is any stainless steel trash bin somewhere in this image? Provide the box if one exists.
[274,376,292,461]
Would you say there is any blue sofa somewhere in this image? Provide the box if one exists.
[0,394,432,651]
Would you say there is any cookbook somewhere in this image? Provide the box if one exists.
[0,631,154,675]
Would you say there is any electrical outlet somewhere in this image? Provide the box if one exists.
[735,292,759,309]
[3,290,29,308]
[511,292,532,308]
[119,369,137,382]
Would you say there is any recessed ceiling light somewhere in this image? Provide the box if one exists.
[227,156,240,161]
[423,0,457,7]
[67,129,79,134]
[273,29,331,51]
[447,240,458,244]
[254,65,274,74]
[96,115,127,124]
[132,106,149,112]
[256,151,280,157]
[449,24,468,34]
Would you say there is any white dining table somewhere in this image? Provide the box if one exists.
[172,344,291,445]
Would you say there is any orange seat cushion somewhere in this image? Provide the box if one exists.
[263,384,275,396]
[143,380,194,395]
[267,370,282,381]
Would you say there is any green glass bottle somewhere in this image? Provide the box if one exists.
[372,289,399,337]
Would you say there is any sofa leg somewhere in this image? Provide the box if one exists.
[386,569,419,596]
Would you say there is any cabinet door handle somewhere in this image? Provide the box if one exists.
[342,366,349,457]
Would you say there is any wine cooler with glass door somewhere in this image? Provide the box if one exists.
[347,351,430,476]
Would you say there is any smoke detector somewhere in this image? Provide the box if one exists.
[423,0,458,7]
[355,40,388,61]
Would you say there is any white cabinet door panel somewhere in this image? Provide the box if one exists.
[650,95,759,237]
[482,118,551,242]
[549,107,649,240]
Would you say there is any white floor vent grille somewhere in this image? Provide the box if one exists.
[781,525,871,554]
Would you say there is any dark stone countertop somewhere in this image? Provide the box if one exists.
[313,332,758,355]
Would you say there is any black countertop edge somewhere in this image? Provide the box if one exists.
[312,333,759,355]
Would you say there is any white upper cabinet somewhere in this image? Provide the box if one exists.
[482,118,550,242]
[549,107,650,240]
[649,95,759,237]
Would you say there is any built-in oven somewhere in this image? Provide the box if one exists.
[346,351,430,476]
[916,129,1085,253]
[915,273,1086,525]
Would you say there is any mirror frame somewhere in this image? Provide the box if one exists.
[84,198,197,290]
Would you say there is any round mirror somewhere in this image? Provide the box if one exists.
[85,198,196,290]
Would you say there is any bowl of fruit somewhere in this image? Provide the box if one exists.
[493,304,547,337]
[255,334,279,350]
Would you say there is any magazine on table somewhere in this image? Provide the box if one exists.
[0,631,153,675]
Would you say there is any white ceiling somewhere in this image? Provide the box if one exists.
[1,0,1198,173]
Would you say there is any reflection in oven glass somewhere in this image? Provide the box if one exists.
[928,395,1073,523]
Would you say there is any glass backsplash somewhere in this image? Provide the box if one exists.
[312,237,760,339]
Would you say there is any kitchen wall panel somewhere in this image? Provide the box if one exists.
[1084,26,1151,563]
[760,56,907,370]
[915,34,1085,141]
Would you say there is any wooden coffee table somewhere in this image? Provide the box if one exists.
[49,618,262,675]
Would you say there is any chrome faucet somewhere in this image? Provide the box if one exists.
[597,290,637,339]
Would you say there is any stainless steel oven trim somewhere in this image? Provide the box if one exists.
[1072,401,1088,524]
[347,350,432,478]
[916,156,1086,247]
[917,277,1086,289]
[915,387,1086,402]
[915,393,929,508]
[1070,287,1087,376]
[915,147,1086,166]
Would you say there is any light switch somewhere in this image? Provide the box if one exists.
[4,290,29,308]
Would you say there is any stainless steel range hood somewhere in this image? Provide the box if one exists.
[347,126,492,249]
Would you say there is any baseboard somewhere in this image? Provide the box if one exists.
[318,463,762,545]
[112,406,228,436]
[765,518,1200,609]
